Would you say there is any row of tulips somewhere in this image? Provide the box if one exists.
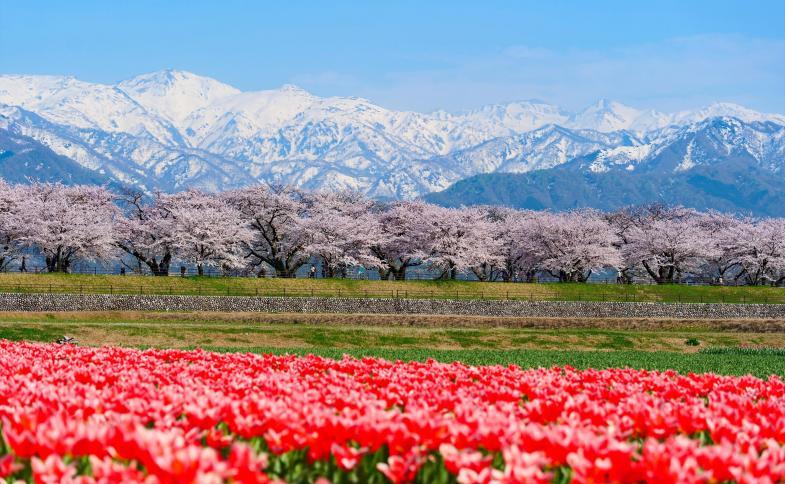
[1,341,784,483]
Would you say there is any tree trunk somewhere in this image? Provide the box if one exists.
[46,256,55,273]
[378,267,391,281]
[322,261,335,279]
[156,253,171,276]
[559,270,589,283]
[272,260,292,278]
[146,254,171,276]
[642,261,674,284]
[521,270,537,283]
[270,258,307,278]
[444,264,457,280]
[197,264,204,276]
[472,265,490,282]
[619,269,634,284]
[154,261,169,276]
[576,269,591,283]
[391,266,407,281]
[46,248,69,273]
[118,244,171,276]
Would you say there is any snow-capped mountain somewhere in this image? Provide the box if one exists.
[0,103,254,192]
[671,102,785,127]
[0,74,183,145]
[0,126,118,187]
[437,100,571,137]
[568,99,646,132]
[0,69,783,200]
[424,125,644,177]
[583,117,785,175]
[566,99,785,133]
[116,69,241,127]
[425,117,785,216]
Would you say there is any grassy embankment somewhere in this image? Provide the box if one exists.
[2,311,784,377]
[1,273,783,377]
[0,273,782,303]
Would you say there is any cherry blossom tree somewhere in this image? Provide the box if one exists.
[517,210,621,283]
[467,207,507,282]
[696,211,743,283]
[619,205,716,284]
[223,185,309,277]
[115,191,177,276]
[497,211,551,283]
[0,180,24,272]
[606,207,644,284]
[371,201,429,280]
[16,183,119,273]
[481,207,537,282]
[772,220,785,286]
[302,190,383,278]
[3,176,783,287]
[727,218,785,285]
[417,205,503,280]
[162,190,250,276]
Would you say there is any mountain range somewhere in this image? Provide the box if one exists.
[0,69,783,214]
[424,117,785,216]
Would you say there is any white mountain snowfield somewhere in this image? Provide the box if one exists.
[0,69,783,198]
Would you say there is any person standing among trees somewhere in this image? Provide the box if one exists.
[309,264,316,279]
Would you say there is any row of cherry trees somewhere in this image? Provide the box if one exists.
[1,181,784,285]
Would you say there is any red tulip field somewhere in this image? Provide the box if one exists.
[1,341,784,483]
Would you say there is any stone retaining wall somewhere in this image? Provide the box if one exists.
[0,293,784,319]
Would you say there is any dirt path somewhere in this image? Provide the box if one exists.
[0,311,783,331]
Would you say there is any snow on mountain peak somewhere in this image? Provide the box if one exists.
[0,69,783,199]
[118,69,241,125]
[449,99,570,136]
[585,114,785,177]
[119,68,238,91]
[278,83,309,93]
[673,102,785,126]
[569,99,642,132]
[0,73,184,144]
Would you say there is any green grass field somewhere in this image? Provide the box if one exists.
[1,311,783,377]
[226,347,785,378]
[0,272,783,303]
[2,273,782,378]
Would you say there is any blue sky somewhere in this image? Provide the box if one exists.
[1,0,783,112]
